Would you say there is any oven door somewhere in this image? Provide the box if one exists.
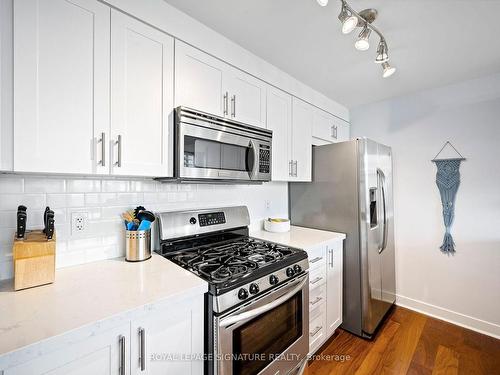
[215,273,309,375]
[178,121,261,181]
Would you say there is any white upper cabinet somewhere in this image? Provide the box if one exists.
[175,41,226,117]
[175,41,267,128]
[226,67,267,128]
[110,10,174,177]
[312,107,350,145]
[266,87,292,181]
[13,0,110,174]
[291,98,313,181]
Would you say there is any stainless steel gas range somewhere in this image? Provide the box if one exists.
[155,206,309,375]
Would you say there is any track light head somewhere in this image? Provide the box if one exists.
[382,62,396,78]
[317,0,328,6]
[355,24,371,51]
[375,40,389,63]
[338,3,358,34]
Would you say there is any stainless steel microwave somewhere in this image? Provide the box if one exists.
[174,107,272,182]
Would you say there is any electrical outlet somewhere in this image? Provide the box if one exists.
[265,200,271,210]
[71,212,88,235]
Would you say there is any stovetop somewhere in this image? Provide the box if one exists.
[160,234,307,295]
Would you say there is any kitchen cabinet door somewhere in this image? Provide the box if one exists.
[175,41,226,117]
[130,296,204,375]
[226,67,267,128]
[266,87,292,181]
[326,240,343,337]
[2,323,130,375]
[291,98,313,182]
[333,117,351,143]
[110,10,174,177]
[13,0,110,174]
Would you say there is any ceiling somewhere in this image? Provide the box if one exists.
[163,0,500,108]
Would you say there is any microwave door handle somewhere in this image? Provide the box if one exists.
[219,275,308,328]
[248,139,259,179]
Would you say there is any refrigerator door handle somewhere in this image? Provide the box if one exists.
[377,168,388,254]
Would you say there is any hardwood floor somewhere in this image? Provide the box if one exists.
[305,307,500,375]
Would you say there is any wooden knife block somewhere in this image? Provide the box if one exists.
[13,230,56,291]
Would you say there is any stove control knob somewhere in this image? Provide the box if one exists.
[286,267,295,277]
[269,275,279,285]
[249,283,260,295]
[189,217,197,225]
[293,264,302,273]
[238,288,249,300]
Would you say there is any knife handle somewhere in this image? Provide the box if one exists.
[46,217,55,240]
[43,207,50,234]
[16,212,27,239]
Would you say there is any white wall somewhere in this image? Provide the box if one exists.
[0,177,287,280]
[350,73,500,338]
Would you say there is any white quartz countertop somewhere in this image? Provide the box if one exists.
[250,225,346,249]
[0,254,206,357]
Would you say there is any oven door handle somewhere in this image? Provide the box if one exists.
[219,275,308,328]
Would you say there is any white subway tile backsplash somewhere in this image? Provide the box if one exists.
[0,194,46,210]
[0,177,24,193]
[47,193,85,208]
[0,175,287,280]
[25,178,65,193]
[102,180,129,192]
[66,179,101,193]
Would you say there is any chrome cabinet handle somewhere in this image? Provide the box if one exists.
[223,92,228,115]
[231,95,236,117]
[99,132,106,166]
[329,248,334,268]
[310,296,323,305]
[310,277,323,285]
[331,125,338,139]
[310,326,322,337]
[139,327,146,371]
[115,135,122,167]
[119,335,126,375]
[289,160,293,177]
[293,160,298,177]
[310,257,322,264]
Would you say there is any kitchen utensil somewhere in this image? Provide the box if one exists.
[137,210,155,223]
[134,206,146,219]
[137,220,151,231]
[43,206,50,234]
[46,213,55,240]
[16,205,27,239]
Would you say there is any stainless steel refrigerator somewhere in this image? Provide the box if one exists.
[289,138,396,339]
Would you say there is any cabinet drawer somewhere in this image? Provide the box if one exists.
[309,264,326,290]
[309,303,327,354]
[309,283,326,311]
[307,245,326,270]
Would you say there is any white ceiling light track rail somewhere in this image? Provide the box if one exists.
[321,0,397,78]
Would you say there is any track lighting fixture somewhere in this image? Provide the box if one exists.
[338,2,358,34]
[355,24,371,51]
[334,0,397,77]
[375,40,389,64]
[316,0,328,6]
[381,62,396,78]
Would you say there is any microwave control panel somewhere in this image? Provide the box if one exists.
[198,212,226,227]
[259,145,271,174]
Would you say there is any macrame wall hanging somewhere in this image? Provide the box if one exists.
[432,141,466,254]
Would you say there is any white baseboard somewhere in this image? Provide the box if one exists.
[396,294,500,339]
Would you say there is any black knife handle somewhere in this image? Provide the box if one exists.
[46,217,55,240]
[16,211,27,239]
[43,207,50,234]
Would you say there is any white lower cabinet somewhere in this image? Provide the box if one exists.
[306,239,344,355]
[3,323,131,375]
[1,296,204,375]
[130,298,204,374]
